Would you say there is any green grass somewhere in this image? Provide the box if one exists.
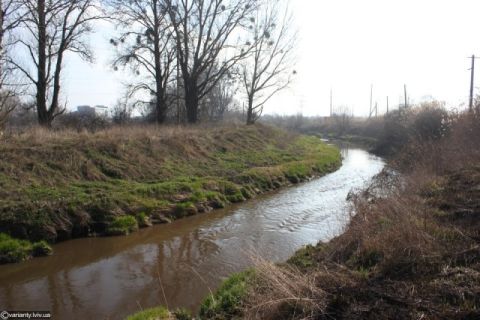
[287,244,320,269]
[0,233,52,263]
[125,306,171,320]
[105,216,139,236]
[0,125,341,245]
[199,270,255,320]
[32,240,53,256]
[135,212,151,228]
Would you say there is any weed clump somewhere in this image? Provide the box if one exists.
[125,306,171,320]
[200,270,255,319]
[174,202,197,218]
[0,233,52,263]
[32,240,53,257]
[105,215,139,236]
[135,212,152,228]
[172,308,192,320]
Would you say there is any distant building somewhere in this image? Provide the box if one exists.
[94,105,109,117]
[76,105,109,117]
[77,105,96,116]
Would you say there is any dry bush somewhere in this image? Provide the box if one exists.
[351,194,442,277]
[244,255,327,320]
[55,112,110,132]
[396,111,480,174]
[0,92,18,129]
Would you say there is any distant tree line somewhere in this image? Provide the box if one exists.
[263,100,452,156]
[0,0,297,129]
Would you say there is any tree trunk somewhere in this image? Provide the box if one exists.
[0,0,4,87]
[152,2,167,124]
[48,43,65,126]
[185,81,199,124]
[155,97,167,123]
[246,95,255,125]
[36,0,50,127]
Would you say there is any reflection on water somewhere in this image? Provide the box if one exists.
[0,148,384,320]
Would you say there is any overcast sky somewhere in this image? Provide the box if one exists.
[62,0,480,117]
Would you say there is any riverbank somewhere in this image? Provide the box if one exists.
[0,124,341,263]
[196,111,480,319]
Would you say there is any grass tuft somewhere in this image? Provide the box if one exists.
[105,215,139,236]
[125,306,171,320]
[0,233,52,263]
[200,270,255,319]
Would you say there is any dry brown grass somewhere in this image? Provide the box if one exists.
[0,123,245,145]
[242,166,480,318]
[236,111,480,319]
[395,111,480,174]
[243,255,328,320]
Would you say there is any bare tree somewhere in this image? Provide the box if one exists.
[11,0,102,127]
[111,90,134,125]
[0,0,26,127]
[165,0,256,124]
[0,91,18,128]
[242,0,296,125]
[332,105,352,136]
[107,0,176,124]
[200,71,236,121]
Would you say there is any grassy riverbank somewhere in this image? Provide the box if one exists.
[0,124,340,259]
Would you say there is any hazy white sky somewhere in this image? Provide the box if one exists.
[63,0,480,117]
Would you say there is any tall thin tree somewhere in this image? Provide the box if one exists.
[0,0,25,127]
[107,0,175,124]
[11,0,102,127]
[241,0,296,125]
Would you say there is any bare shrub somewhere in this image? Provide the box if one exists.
[0,91,19,129]
[244,255,326,320]
[55,112,109,132]
[111,94,134,125]
[395,110,480,174]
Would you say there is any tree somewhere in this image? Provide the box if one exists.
[111,91,134,125]
[241,0,296,125]
[0,91,18,128]
[107,0,176,124]
[0,0,25,127]
[332,105,352,136]
[165,0,256,123]
[11,0,102,127]
[199,71,236,121]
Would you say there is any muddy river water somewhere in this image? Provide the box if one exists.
[0,148,384,319]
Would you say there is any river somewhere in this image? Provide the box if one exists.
[0,147,384,319]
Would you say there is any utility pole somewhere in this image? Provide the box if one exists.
[369,84,373,118]
[404,84,408,109]
[375,102,378,117]
[386,96,389,114]
[330,88,333,117]
[469,54,475,112]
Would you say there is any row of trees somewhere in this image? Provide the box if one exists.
[0,0,296,128]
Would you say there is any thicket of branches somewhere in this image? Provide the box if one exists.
[0,0,296,129]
